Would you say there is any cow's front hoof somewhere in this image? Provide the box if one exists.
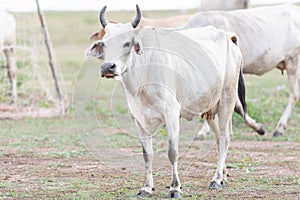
[137,189,152,197]
[273,131,283,137]
[9,100,17,107]
[166,190,182,199]
[208,180,226,190]
[256,124,265,135]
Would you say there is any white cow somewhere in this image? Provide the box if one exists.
[86,5,246,198]
[200,0,249,11]
[182,4,300,137]
[0,10,17,104]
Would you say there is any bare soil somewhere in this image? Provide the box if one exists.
[0,104,66,120]
[0,140,299,199]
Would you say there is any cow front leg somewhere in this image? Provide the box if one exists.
[136,124,154,197]
[274,56,300,137]
[4,46,17,105]
[166,116,182,199]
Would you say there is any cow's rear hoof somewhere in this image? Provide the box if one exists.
[208,180,226,190]
[167,190,182,199]
[137,190,152,197]
[256,125,265,135]
[193,135,205,141]
[273,131,283,137]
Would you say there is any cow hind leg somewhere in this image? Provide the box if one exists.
[197,100,265,141]
[274,54,300,137]
[234,100,265,135]
[207,115,228,183]
[208,89,236,189]
[194,105,218,140]
[194,120,211,140]
[3,46,17,105]
[207,115,230,189]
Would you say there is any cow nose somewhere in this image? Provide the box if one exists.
[101,62,116,72]
[101,62,117,77]
[108,63,116,71]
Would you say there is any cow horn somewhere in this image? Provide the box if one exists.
[99,5,107,28]
[131,4,141,28]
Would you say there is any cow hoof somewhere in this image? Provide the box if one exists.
[273,131,283,137]
[256,125,265,135]
[166,190,182,199]
[193,135,205,141]
[9,100,17,106]
[208,180,226,190]
[137,189,152,197]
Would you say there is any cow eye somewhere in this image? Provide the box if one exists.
[123,42,131,48]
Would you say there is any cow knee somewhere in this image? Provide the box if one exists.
[4,51,17,81]
[7,67,16,81]
[168,141,178,163]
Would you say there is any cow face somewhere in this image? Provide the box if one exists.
[85,5,142,79]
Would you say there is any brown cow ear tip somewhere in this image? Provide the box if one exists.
[89,32,100,40]
[231,36,238,45]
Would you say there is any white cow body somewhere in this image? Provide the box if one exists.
[86,5,246,198]
[0,10,17,104]
[200,0,249,11]
[121,27,237,124]
[0,11,15,46]
[183,4,300,137]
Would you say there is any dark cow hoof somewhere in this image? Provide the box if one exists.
[137,190,152,197]
[193,135,205,141]
[166,190,182,199]
[256,125,265,135]
[9,100,17,106]
[208,180,226,190]
[273,131,283,137]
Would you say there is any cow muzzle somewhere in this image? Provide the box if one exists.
[100,62,117,78]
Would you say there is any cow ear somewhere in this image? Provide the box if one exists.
[133,38,143,55]
[89,31,100,40]
[231,36,237,45]
[231,35,238,46]
[85,41,104,58]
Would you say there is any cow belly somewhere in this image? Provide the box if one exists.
[243,59,280,76]
[179,81,222,120]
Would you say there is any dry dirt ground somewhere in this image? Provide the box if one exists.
[0,139,299,199]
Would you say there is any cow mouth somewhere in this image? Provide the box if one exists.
[102,73,117,79]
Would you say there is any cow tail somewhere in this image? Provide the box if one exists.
[230,34,247,115]
[238,64,247,114]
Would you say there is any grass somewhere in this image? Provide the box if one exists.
[0,118,86,157]
[0,6,299,199]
